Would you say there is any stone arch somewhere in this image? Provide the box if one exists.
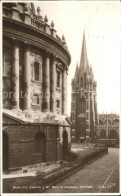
[109,130,117,139]
[99,120,103,125]
[34,132,46,161]
[100,130,106,139]
[113,119,119,125]
[104,119,111,125]
[3,131,9,171]
[62,130,68,157]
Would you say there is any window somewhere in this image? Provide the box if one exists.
[32,61,41,82]
[86,111,89,120]
[72,102,75,111]
[72,112,75,121]
[80,77,83,88]
[56,100,60,108]
[34,62,39,81]
[32,94,40,105]
[57,70,60,88]
[86,100,89,110]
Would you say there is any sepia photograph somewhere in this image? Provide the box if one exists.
[1,0,120,195]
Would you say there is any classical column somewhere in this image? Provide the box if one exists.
[62,67,67,114]
[12,40,19,109]
[43,52,50,112]
[23,44,30,110]
[50,55,56,113]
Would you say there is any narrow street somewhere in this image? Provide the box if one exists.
[45,148,119,193]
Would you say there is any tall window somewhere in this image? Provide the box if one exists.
[86,111,89,120]
[33,62,40,81]
[80,77,83,88]
[57,70,60,88]
[86,100,89,110]
[56,100,60,108]
[72,102,75,111]
[81,102,85,113]
[72,112,75,121]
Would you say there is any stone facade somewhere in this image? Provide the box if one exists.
[3,3,71,171]
[71,32,98,143]
[95,113,119,146]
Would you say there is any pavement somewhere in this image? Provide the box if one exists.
[45,148,119,193]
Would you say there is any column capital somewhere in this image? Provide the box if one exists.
[51,53,57,62]
[44,50,51,58]
[12,38,19,47]
[24,41,31,51]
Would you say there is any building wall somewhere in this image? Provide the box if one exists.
[3,118,71,171]
[96,114,119,146]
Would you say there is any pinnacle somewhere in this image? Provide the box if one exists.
[79,31,89,69]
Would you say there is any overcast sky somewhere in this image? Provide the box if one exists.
[35,1,120,115]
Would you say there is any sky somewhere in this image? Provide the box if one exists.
[34,1,120,115]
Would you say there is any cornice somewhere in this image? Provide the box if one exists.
[3,17,71,65]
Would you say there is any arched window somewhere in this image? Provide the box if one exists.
[104,119,111,125]
[99,120,103,125]
[57,70,60,88]
[109,130,117,139]
[100,130,106,139]
[80,77,83,88]
[56,100,60,108]
[32,61,41,82]
[80,99,86,113]
[113,119,119,125]
[34,132,46,161]
[33,62,39,81]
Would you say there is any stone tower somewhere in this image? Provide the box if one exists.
[71,32,98,143]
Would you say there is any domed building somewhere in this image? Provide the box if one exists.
[3,3,71,172]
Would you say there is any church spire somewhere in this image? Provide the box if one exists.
[79,30,89,69]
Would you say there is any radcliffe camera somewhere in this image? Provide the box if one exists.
[2,1,120,195]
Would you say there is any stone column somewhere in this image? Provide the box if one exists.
[12,40,19,109]
[50,55,56,113]
[23,44,30,110]
[43,52,50,112]
[62,67,67,114]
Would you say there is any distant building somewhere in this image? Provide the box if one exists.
[96,113,119,146]
[71,32,98,143]
[3,3,71,172]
